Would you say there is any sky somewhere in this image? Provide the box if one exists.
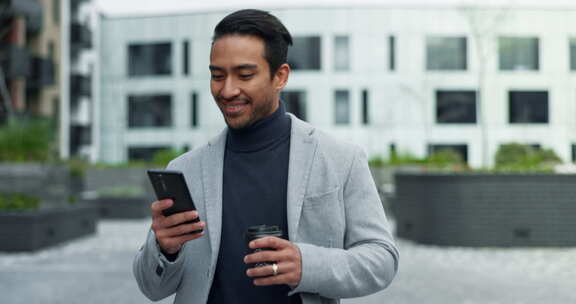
[96,0,576,16]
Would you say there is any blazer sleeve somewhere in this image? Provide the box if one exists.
[290,146,399,298]
[132,159,189,301]
[132,227,188,301]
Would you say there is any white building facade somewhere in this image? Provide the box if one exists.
[98,5,576,167]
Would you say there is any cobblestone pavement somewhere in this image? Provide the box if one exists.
[1,219,575,304]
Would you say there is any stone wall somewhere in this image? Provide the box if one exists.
[394,173,576,246]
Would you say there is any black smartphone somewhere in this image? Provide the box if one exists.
[147,169,202,233]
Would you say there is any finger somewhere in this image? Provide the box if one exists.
[246,262,293,278]
[163,210,200,228]
[161,221,205,238]
[244,249,283,265]
[249,236,289,250]
[151,199,173,218]
[253,273,294,286]
[161,230,205,249]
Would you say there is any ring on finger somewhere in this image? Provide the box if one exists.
[271,263,278,276]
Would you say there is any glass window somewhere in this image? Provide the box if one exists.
[334,90,350,125]
[128,146,169,162]
[436,90,477,124]
[334,36,349,71]
[281,91,307,121]
[287,36,321,70]
[191,92,198,127]
[426,36,467,70]
[499,37,539,71]
[128,94,172,128]
[428,144,468,162]
[183,40,190,76]
[570,38,576,71]
[509,91,548,124]
[128,42,172,77]
[389,35,396,71]
[361,89,369,125]
[53,0,60,25]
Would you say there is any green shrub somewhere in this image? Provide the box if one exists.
[0,118,56,162]
[494,143,561,172]
[97,185,145,198]
[386,152,426,166]
[152,148,184,168]
[368,155,385,167]
[0,193,41,210]
[426,148,465,169]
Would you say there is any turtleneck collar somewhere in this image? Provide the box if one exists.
[226,101,291,153]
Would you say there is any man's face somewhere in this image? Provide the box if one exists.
[209,35,284,130]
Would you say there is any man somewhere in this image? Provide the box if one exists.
[133,9,399,304]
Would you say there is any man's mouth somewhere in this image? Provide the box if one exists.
[222,100,249,115]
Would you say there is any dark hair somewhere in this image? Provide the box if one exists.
[213,9,293,77]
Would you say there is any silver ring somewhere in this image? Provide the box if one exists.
[272,263,278,276]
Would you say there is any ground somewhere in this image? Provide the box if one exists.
[1,219,574,304]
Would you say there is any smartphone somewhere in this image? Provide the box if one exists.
[147,169,202,233]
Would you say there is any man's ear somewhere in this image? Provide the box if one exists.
[273,63,290,91]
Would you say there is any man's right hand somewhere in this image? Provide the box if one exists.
[151,199,205,255]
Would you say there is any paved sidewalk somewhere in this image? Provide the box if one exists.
[1,219,575,304]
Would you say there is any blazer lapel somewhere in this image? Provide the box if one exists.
[286,114,318,242]
[202,129,227,266]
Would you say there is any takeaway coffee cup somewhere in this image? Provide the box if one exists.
[245,225,283,267]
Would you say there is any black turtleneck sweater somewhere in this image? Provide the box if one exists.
[207,102,301,304]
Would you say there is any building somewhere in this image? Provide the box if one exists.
[64,0,97,160]
[0,0,97,161]
[98,4,576,167]
[0,0,58,121]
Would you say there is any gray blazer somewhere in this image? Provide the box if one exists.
[133,114,399,304]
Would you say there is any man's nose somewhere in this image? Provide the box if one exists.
[220,78,240,99]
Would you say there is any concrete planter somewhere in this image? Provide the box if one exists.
[81,167,154,219]
[394,172,576,247]
[89,196,150,219]
[0,163,73,208]
[0,206,98,252]
[84,167,153,197]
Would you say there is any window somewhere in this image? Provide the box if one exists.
[436,90,477,124]
[334,36,349,71]
[281,91,307,121]
[53,0,60,25]
[128,42,172,76]
[572,144,576,162]
[287,36,321,70]
[334,90,350,125]
[426,36,467,70]
[389,143,397,157]
[191,92,198,127]
[128,146,169,162]
[499,37,539,71]
[509,91,548,124]
[128,94,172,128]
[361,89,369,125]
[429,144,468,163]
[183,40,189,76]
[389,35,396,71]
[570,38,576,71]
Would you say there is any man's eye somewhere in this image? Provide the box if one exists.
[239,74,253,79]
[211,75,224,80]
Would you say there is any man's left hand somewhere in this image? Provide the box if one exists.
[244,236,302,287]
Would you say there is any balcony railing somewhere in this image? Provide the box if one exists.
[70,74,92,103]
[26,56,55,91]
[0,43,31,79]
[0,0,43,33]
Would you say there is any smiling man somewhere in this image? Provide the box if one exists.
[134,9,399,304]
